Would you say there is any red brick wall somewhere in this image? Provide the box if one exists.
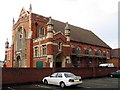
[31,14,48,39]
[2,68,52,84]
[47,44,53,55]
[5,48,12,67]
[70,41,111,56]
[55,67,93,78]
[95,67,117,77]
[2,67,118,85]
[107,59,120,67]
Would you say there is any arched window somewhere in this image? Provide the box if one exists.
[96,50,102,56]
[106,51,109,58]
[40,26,45,37]
[75,47,81,55]
[18,27,23,39]
[85,48,92,55]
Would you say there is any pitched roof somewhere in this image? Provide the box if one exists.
[52,19,111,48]
[31,13,110,48]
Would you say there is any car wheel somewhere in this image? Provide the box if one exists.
[44,80,48,85]
[110,75,113,78]
[60,82,65,88]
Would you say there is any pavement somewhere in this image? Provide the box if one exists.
[82,77,119,88]
[2,77,120,90]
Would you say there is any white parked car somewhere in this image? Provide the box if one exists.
[99,63,114,67]
[42,72,82,88]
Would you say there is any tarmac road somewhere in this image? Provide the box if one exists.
[2,77,119,90]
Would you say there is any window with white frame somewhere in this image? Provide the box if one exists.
[96,50,102,56]
[42,45,46,56]
[103,51,109,58]
[40,26,45,37]
[75,47,81,55]
[85,48,92,55]
[34,47,39,57]
[106,51,109,59]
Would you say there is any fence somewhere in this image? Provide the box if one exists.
[2,67,118,85]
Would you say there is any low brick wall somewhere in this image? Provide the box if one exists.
[95,67,118,77]
[2,67,118,85]
[55,67,118,78]
[2,68,53,84]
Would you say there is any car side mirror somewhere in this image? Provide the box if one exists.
[50,75,53,77]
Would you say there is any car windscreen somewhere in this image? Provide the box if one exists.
[64,73,76,78]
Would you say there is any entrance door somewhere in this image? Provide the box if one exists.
[55,62,62,68]
[16,56,21,67]
[36,61,43,68]
[55,52,65,68]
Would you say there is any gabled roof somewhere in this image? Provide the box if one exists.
[19,7,29,18]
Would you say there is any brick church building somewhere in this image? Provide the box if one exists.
[4,5,111,68]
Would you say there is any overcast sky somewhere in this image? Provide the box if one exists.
[0,0,119,61]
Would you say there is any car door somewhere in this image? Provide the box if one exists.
[53,73,63,85]
[48,73,57,85]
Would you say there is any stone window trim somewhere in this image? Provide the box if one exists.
[96,49,102,56]
[33,46,39,57]
[40,26,45,37]
[66,56,71,63]
[17,26,26,39]
[42,44,47,56]
[103,50,109,58]
[85,47,93,55]
[75,46,81,55]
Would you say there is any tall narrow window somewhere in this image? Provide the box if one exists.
[34,47,39,57]
[106,51,109,59]
[103,51,109,58]
[58,42,62,51]
[96,50,102,56]
[40,26,45,37]
[35,22,38,38]
[75,47,81,55]
[19,34,23,39]
[89,48,92,55]
[85,48,92,55]
[42,45,46,56]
